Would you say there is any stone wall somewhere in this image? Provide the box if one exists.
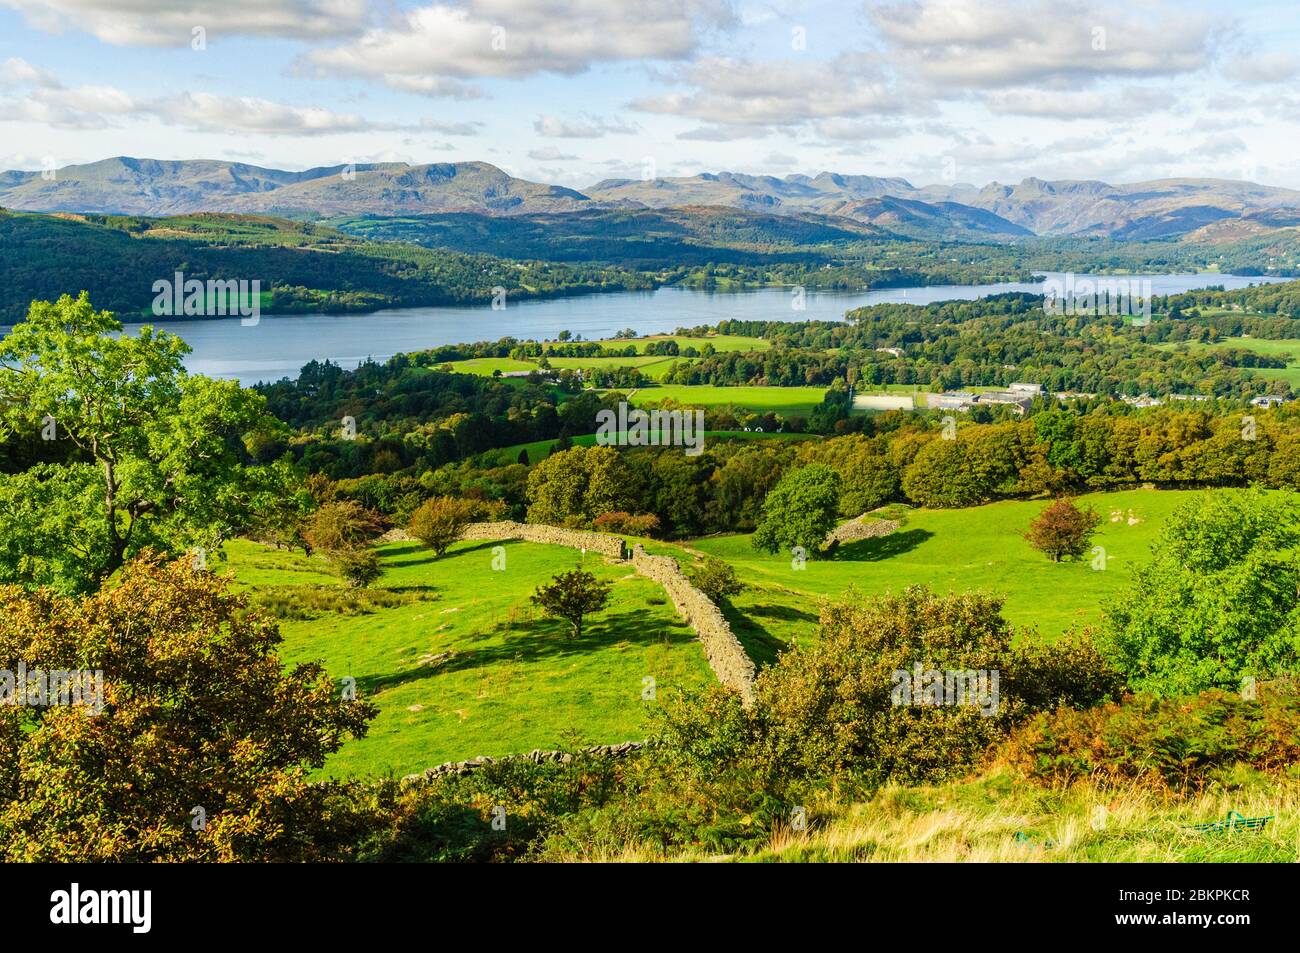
[402,741,645,785]
[630,544,757,705]
[824,516,902,547]
[459,520,627,559]
[457,521,757,704]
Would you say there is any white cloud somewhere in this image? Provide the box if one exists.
[0,64,415,136]
[677,124,772,140]
[634,54,903,126]
[306,0,734,96]
[0,0,369,46]
[868,0,1221,89]
[985,85,1178,119]
[533,114,637,138]
[1223,52,1300,84]
[527,146,578,160]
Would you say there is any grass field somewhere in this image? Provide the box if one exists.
[1157,336,1300,389]
[444,334,769,381]
[219,537,713,778]
[688,488,1199,663]
[629,384,827,417]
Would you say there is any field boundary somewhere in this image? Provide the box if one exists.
[401,741,646,786]
[456,521,757,703]
[629,543,757,705]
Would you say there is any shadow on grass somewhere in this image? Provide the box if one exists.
[833,528,933,562]
[719,599,816,669]
[356,609,694,695]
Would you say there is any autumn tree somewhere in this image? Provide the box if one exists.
[531,568,612,639]
[407,496,482,557]
[0,553,376,861]
[1023,496,1101,562]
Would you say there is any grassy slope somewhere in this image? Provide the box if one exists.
[1159,334,1300,389]
[589,771,1298,862]
[219,537,713,778]
[690,488,1197,663]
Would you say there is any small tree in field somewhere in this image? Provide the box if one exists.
[689,556,743,604]
[1024,497,1100,562]
[531,568,612,639]
[407,496,481,557]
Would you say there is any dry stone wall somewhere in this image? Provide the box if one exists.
[457,521,758,703]
[825,516,902,547]
[459,520,627,559]
[630,544,756,705]
[402,741,645,785]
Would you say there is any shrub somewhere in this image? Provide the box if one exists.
[407,496,482,557]
[688,556,743,604]
[334,547,382,588]
[593,511,661,537]
[302,500,385,555]
[1002,682,1300,793]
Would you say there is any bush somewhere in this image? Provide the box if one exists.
[592,511,661,537]
[1002,682,1300,793]
[334,547,382,588]
[688,556,743,603]
[407,496,482,557]
[302,500,385,555]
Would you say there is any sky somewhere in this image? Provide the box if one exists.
[1,0,1299,190]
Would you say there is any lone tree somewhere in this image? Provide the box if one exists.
[689,556,743,604]
[1023,496,1101,562]
[751,464,842,557]
[531,568,612,639]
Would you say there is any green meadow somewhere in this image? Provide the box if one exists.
[688,488,1198,663]
[219,537,713,778]
[629,384,828,416]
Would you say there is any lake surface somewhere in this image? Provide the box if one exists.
[56,273,1288,386]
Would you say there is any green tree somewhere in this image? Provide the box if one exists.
[1103,489,1300,696]
[0,294,283,593]
[688,556,743,604]
[526,445,632,526]
[751,464,841,557]
[530,568,612,639]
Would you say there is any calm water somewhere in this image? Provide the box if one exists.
[40,273,1286,386]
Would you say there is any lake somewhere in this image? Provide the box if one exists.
[88,272,1290,385]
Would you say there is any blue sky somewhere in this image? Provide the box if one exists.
[2,0,1299,189]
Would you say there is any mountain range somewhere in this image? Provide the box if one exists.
[6,157,1300,242]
